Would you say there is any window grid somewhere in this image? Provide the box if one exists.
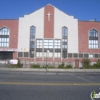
[43,39,53,50]
[89,54,94,58]
[30,26,35,36]
[0,27,9,47]
[36,39,43,49]
[36,39,61,58]
[36,52,42,57]
[54,40,61,57]
[89,29,98,49]
[30,26,35,57]
[62,27,67,58]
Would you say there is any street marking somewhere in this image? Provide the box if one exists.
[0,82,100,86]
[76,76,91,82]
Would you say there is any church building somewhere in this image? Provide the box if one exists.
[0,4,100,67]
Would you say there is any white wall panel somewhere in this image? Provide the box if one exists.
[54,8,78,53]
[18,8,44,52]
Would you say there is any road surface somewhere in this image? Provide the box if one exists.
[0,71,100,100]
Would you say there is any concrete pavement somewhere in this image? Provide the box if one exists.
[0,68,100,72]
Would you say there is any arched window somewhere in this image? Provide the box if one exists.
[0,27,10,47]
[89,29,98,49]
[30,26,36,57]
[62,26,67,36]
[30,26,35,36]
[62,26,68,58]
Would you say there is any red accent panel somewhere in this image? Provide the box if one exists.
[78,21,100,53]
[13,52,17,59]
[0,20,18,49]
[44,5,54,38]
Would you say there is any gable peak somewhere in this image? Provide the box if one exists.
[46,4,54,7]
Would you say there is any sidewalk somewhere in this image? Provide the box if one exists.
[0,68,100,72]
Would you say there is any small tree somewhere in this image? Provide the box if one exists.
[17,58,23,68]
[81,59,91,69]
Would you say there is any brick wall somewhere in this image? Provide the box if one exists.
[78,21,100,53]
[0,20,19,59]
[0,20,18,48]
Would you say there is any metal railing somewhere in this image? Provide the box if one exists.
[0,60,10,67]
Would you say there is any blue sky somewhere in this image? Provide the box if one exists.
[0,0,100,21]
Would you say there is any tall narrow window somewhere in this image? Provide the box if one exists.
[36,39,43,57]
[89,29,98,49]
[0,27,10,47]
[30,26,35,57]
[54,40,61,58]
[62,26,68,58]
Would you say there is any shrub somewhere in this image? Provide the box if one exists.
[47,65,54,69]
[30,64,40,68]
[41,65,54,69]
[92,63,98,69]
[41,65,48,69]
[58,62,65,68]
[81,59,91,69]
[92,59,100,69]
[96,59,100,68]
[65,65,72,69]
[81,59,100,69]
[9,65,19,68]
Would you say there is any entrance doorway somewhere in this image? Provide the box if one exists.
[75,59,79,68]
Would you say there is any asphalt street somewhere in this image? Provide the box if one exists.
[0,71,100,100]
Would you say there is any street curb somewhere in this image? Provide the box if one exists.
[0,68,100,73]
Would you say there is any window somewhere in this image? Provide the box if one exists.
[43,39,53,51]
[94,54,98,58]
[36,39,43,57]
[74,53,78,58]
[36,52,43,57]
[89,54,94,58]
[89,29,98,49]
[62,27,67,36]
[44,52,53,57]
[36,39,43,48]
[54,53,61,57]
[0,27,10,47]
[79,54,83,58]
[36,39,61,58]
[30,26,35,57]
[62,26,68,58]
[30,26,35,47]
[30,44,34,48]
[68,53,72,58]
[18,52,23,57]
[84,54,88,58]
[54,40,61,48]
[54,40,61,57]
[30,26,35,35]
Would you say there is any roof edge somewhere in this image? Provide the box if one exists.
[78,20,100,22]
[0,19,18,20]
